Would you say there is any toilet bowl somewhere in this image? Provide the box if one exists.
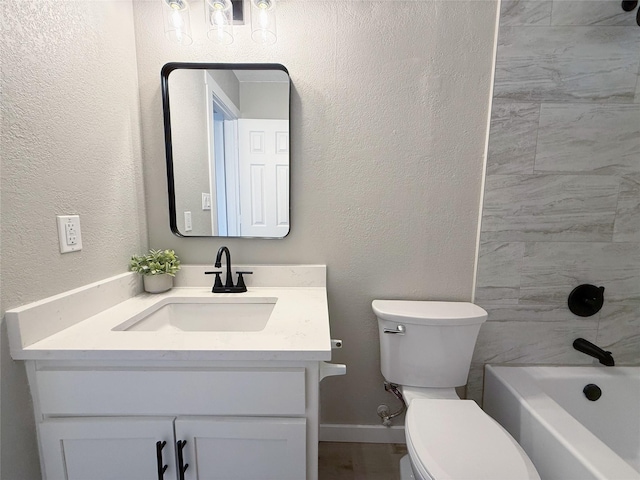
[373,300,540,480]
[403,392,540,479]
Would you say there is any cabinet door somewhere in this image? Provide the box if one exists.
[175,417,306,480]
[40,418,176,480]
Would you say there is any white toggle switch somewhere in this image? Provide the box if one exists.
[57,215,83,253]
[202,193,211,211]
[184,211,192,232]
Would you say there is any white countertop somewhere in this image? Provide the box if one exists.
[7,266,333,362]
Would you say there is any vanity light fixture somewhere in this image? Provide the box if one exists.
[250,0,277,45]
[162,0,193,45]
[206,0,235,45]
[161,0,278,45]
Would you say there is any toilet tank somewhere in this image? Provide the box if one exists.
[373,300,487,388]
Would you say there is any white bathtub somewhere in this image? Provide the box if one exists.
[483,365,640,480]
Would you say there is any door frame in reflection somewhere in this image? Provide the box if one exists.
[205,72,240,236]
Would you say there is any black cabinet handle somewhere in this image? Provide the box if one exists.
[177,440,189,480]
[156,441,168,480]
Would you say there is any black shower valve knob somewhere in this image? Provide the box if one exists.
[620,0,640,26]
[568,284,604,317]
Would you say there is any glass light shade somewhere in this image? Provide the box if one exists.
[250,0,277,45]
[206,0,234,44]
[162,0,193,46]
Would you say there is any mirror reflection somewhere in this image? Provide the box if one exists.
[162,63,290,238]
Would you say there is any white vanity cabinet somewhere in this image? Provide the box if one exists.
[40,417,177,480]
[39,417,306,480]
[7,267,339,480]
[28,360,318,480]
[175,417,306,479]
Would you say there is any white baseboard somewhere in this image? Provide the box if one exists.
[319,424,406,444]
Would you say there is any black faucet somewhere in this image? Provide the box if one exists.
[573,338,615,366]
[205,246,252,293]
[215,246,233,289]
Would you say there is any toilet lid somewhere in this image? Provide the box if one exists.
[406,399,539,480]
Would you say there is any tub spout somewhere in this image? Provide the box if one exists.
[573,338,615,366]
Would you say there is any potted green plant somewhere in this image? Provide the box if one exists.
[129,249,181,293]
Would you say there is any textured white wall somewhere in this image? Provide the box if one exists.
[0,1,145,477]
[134,0,498,425]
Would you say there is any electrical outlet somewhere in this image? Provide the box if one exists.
[65,222,77,245]
[184,211,192,232]
[57,215,83,253]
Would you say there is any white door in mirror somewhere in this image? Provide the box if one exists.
[57,215,82,253]
[238,119,290,237]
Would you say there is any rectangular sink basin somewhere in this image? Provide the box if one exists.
[112,298,277,332]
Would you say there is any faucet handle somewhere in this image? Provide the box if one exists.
[205,271,224,291]
[235,271,253,291]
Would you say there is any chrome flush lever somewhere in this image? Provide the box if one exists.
[383,325,405,335]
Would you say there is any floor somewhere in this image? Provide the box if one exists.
[318,442,408,480]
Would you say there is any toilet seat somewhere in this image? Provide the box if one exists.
[405,399,540,480]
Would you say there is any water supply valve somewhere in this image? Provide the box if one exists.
[377,382,407,427]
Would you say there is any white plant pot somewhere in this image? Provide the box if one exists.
[143,274,173,294]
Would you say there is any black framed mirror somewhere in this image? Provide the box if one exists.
[161,62,290,238]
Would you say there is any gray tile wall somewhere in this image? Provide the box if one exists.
[470,0,640,405]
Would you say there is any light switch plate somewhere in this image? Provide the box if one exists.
[57,215,83,253]
[184,211,192,232]
[202,193,211,211]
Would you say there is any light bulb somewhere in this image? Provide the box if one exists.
[162,0,192,45]
[251,0,277,45]
[165,0,188,11]
[206,0,234,44]
[259,8,268,28]
[170,10,183,28]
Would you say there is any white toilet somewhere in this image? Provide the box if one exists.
[373,300,540,480]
